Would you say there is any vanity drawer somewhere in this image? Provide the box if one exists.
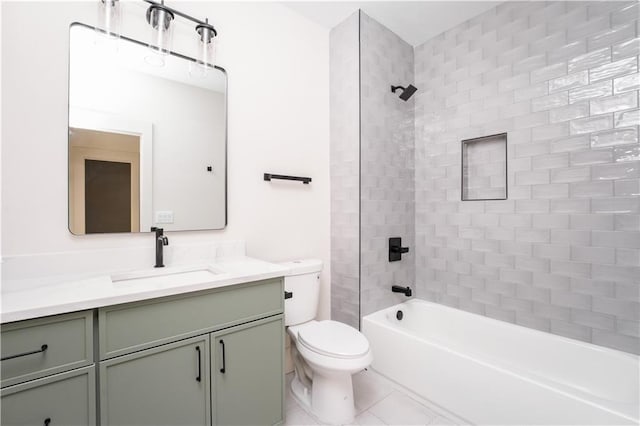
[1,311,94,388]
[99,278,283,359]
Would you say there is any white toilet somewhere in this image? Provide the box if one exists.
[281,259,373,425]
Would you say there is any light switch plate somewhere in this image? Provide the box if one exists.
[155,211,174,224]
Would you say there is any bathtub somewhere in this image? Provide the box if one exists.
[362,299,639,425]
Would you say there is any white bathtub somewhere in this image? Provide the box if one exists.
[362,299,639,425]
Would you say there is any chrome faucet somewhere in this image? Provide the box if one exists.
[151,227,169,268]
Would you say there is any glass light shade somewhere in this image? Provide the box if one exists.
[146,5,174,56]
[197,24,216,67]
[97,0,121,38]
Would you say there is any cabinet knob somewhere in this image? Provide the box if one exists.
[44,418,51,426]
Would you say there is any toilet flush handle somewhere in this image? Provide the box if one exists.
[284,291,293,299]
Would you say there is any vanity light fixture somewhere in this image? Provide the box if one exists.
[144,0,217,68]
[195,18,217,71]
[146,0,174,57]
[97,0,218,68]
[97,0,121,39]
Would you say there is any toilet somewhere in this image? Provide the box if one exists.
[281,259,373,425]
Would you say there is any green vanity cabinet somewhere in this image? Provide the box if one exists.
[211,315,284,426]
[0,310,96,426]
[100,335,211,426]
[0,365,96,426]
[98,277,285,426]
[1,277,285,426]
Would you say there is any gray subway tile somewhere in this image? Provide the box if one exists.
[571,245,616,264]
[572,308,616,330]
[531,183,569,199]
[531,62,568,84]
[614,214,640,231]
[534,301,571,321]
[587,22,636,52]
[532,152,569,170]
[612,37,640,61]
[568,46,611,73]
[593,296,640,320]
[570,214,614,231]
[548,71,588,93]
[590,92,638,115]
[616,248,640,266]
[614,109,640,128]
[570,114,614,135]
[550,199,591,214]
[611,3,640,27]
[569,80,612,103]
[593,230,640,249]
[551,135,591,153]
[550,166,590,183]
[533,244,570,260]
[514,82,548,102]
[591,126,639,148]
[570,180,614,198]
[551,319,592,341]
[570,148,613,165]
[613,72,640,94]
[551,229,591,245]
[613,145,640,162]
[532,214,569,229]
[550,102,590,123]
[616,318,640,338]
[589,57,638,83]
[551,289,592,310]
[592,197,640,214]
[531,92,569,112]
[592,162,640,180]
[615,179,639,197]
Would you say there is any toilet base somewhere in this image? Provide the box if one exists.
[290,371,356,425]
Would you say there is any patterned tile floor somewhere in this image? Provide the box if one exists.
[284,369,466,425]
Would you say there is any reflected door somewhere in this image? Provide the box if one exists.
[69,128,140,234]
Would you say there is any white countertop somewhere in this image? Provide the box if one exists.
[1,256,290,324]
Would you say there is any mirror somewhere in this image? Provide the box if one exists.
[68,23,227,234]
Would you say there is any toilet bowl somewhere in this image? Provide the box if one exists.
[281,260,373,425]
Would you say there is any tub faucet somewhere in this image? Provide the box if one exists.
[151,227,169,268]
[392,285,412,297]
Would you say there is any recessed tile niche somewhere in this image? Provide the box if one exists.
[461,133,507,201]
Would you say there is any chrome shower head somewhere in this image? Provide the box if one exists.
[391,84,418,101]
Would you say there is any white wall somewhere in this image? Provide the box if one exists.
[1,2,330,318]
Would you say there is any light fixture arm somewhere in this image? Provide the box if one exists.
[142,0,217,37]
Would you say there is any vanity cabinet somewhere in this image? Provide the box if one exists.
[211,316,284,426]
[98,278,285,426]
[1,366,96,426]
[100,335,210,426]
[1,277,285,426]
[0,311,96,426]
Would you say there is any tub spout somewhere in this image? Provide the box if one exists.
[392,285,412,297]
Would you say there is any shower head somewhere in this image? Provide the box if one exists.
[391,84,418,101]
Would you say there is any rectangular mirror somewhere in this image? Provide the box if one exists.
[68,23,227,234]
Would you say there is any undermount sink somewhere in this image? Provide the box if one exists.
[111,264,223,287]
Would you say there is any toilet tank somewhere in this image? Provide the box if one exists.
[280,259,322,326]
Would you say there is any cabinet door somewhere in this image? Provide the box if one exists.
[100,335,210,426]
[1,366,96,426]
[211,315,284,426]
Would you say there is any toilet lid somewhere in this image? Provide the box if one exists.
[298,321,370,359]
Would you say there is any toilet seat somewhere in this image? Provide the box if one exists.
[298,320,369,359]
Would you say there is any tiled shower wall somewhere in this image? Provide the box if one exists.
[414,1,640,353]
[330,12,361,329]
[360,13,416,317]
[331,12,416,328]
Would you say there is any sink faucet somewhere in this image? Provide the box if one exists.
[151,227,169,268]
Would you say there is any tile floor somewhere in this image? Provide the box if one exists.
[284,369,465,425]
